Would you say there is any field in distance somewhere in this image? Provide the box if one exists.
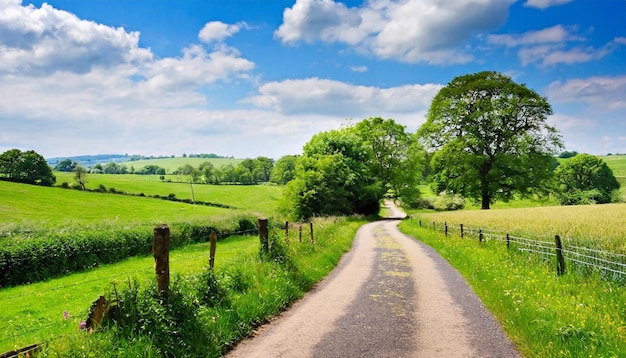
[116,157,243,173]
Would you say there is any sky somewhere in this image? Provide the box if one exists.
[1,0,625,160]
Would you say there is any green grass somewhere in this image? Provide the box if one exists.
[116,157,243,173]
[53,172,284,215]
[0,180,235,226]
[601,155,626,177]
[0,217,366,356]
[398,222,626,357]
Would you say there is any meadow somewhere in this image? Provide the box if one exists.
[53,172,283,214]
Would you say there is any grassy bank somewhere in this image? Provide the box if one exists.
[1,216,366,356]
[399,218,626,357]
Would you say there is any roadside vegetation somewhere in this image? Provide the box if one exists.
[398,219,626,357]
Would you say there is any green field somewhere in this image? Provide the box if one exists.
[116,157,243,173]
[53,172,284,215]
[0,180,238,227]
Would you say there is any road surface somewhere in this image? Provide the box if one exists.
[225,202,520,357]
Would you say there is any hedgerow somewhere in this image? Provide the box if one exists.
[0,214,258,287]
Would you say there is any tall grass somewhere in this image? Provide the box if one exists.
[398,222,626,357]
[412,203,626,253]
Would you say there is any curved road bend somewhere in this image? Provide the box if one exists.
[225,202,520,357]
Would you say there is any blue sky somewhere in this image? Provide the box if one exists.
[1,0,625,160]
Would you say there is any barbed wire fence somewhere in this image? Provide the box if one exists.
[418,219,626,281]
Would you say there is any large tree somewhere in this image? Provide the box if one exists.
[554,154,620,205]
[418,71,562,209]
[354,117,426,206]
[0,149,55,185]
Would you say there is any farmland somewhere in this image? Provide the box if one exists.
[116,157,243,173]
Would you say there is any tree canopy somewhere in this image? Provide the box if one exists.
[554,154,620,205]
[0,149,56,185]
[418,71,562,209]
[281,117,424,220]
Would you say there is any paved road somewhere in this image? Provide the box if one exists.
[225,202,520,357]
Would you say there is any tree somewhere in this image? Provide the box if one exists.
[54,159,77,172]
[354,117,426,206]
[418,71,562,209]
[0,149,55,185]
[270,155,298,184]
[74,165,88,190]
[281,127,383,220]
[554,154,620,205]
[253,156,274,182]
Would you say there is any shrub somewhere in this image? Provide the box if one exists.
[433,192,465,211]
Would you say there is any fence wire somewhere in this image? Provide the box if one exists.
[429,220,626,279]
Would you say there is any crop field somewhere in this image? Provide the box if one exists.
[53,172,284,215]
[411,203,626,253]
[116,157,243,173]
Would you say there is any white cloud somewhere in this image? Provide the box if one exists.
[488,25,580,47]
[243,77,442,117]
[350,65,368,72]
[275,0,514,64]
[198,21,246,43]
[0,1,152,74]
[524,0,573,9]
[547,75,626,109]
[144,45,254,91]
[490,26,623,67]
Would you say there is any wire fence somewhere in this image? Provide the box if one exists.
[424,220,626,281]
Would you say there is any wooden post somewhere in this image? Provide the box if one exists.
[285,221,289,244]
[444,222,448,237]
[433,222,436,231]
[419,220,422,227]
[310,222,315,243]
[479,229,483,243]
[209,231,217,270]
[299,224,303,242]
[153,224,170,294]
[259,218,269,254]
[460,224,464,238]
[506,234,510,249]
[555,235,566,276]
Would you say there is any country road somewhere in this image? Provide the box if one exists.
[225,202,520,357]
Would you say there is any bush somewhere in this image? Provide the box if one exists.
[433,192,465,211]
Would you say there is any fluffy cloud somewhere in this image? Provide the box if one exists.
[275,0,514,64]
[487,25,580,47]
[0,1,152,74]
[547,76,626,109]
[199,21,247,43]
[524,0,573,9]
[244,77,442,117]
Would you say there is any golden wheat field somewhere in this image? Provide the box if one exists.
[416,203,626,253]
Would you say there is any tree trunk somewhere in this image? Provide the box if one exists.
[481,194,490,210]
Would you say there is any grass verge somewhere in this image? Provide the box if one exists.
[1,216,365,357]
[399,220,626,357]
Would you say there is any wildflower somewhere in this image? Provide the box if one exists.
[63,311,68,320]
[79,321,87,330]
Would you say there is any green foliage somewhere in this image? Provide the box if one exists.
[418,71,562,209]
[559,150,579,159]
[270,155,298,185]
[0,149,56,185]
[554,154,621,205]
[432,192,466,211]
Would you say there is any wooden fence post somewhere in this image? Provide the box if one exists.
[299,224,303,242]
[153,224,170,294]
[310,222,315,243]
[285,221,289,244]
[209,231,217,270]
[506,234,510,249]
[479,229,483,243]
[433,222,436,231]
[259,218,269,254]
[460,224,464,238]
[555,235,566,276]
[444,222,448,237]
[419,220,422,227]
